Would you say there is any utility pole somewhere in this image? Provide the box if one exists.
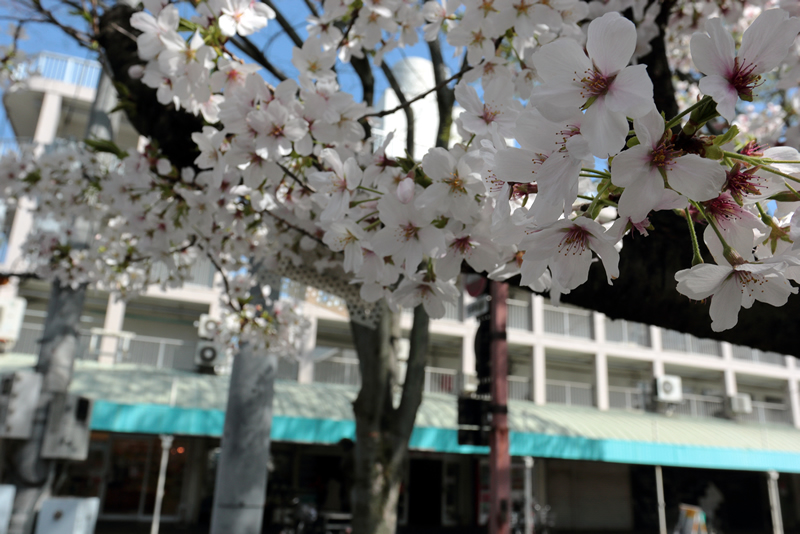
[210,274,280,534]
[489,280,510,534]
[8,69,119,534]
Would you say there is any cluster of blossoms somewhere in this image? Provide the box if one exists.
[4,0,800,335]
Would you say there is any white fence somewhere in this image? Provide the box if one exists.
[424,367,458,394]
[542,305,593,339]
[605,319,650,347]
[731,345,785,366]
[609,386,645,411]
[508,375,531,401]
[661,329,721,356]
[738,401,793,426]
[672,393,725,419]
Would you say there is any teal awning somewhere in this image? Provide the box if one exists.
[4,354,800,473]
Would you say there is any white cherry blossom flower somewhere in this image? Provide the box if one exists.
[690,9,800,122]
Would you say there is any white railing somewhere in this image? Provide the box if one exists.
[124,335,191,368]
[542,305,593,339]
[738,401,793,426]
[546,379,593,407]
[508,375,530,401]
[507,299,532,331]
[672,393,725,419]
[609,386,645,411]
[731,345,786,366]
[605,319,650,347]
[13,323,92,357]
[313,355,361,387]
[424,367,458,394]
[14,52,101,88]
[150,257,216,288]
[661,329,721,356]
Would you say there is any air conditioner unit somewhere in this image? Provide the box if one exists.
[0,297,27,352]
[655,375,683,403]
[729,393,753,414]
[197,314,220,339]
[0,371,43,439]
[195,341,222,367]
[34,497,99,534]
[41,393,93,461]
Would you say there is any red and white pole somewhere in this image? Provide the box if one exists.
[489,280,510,534]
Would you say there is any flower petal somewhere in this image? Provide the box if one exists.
[690,18,735,77]
[739,9,800,74]
[698,75,738,122]
[582,98,628,158]
[667,154,726,201]
[587,12,636,75]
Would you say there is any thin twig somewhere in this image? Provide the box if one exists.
[277,162,316,194]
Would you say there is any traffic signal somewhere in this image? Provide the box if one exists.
[457,394,490,446]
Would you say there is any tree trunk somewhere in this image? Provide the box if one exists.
[349,302,429,534]
[8,280,87,534]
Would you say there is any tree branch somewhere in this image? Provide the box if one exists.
[229,35,288,81]
[394,305,429,439]
[381,62,414,156]
[261,0,304,48]
[428,37,456,149]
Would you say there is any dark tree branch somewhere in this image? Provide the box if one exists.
[350,55,375,139]
[229,35,288,81]
[302,0,320,18]
[638,0,679,118]
[262,0,304,48]
[428,37,455,148]
[394,305,429,439]
[381,62,414,156]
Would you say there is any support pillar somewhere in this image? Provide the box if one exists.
[655,465,667,534]
[523,457,533,534]
[767,471,784,534]
[150,435,174,534]
[595,352,609,411]
[33,92,62,145]
[98,294,126,364]
[533,345,546,405]
[721,342,737,396]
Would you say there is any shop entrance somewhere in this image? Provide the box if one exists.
[408,459,443,527]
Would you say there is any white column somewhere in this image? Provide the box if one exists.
[462,323,476,377]
[98,294,126,364]
[767,471,784,534]
[655,465,667,534]
[652,359,665,378]
[151,435,174,534]
[595,352,609,411]
[721,342,738,396]
[786,357,800,429]
[33,92,63,145]
[532,296,544,336]
[533,344,546,405]
[650,325,662,352]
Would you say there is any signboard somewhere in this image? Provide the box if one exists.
[466,295,491,319]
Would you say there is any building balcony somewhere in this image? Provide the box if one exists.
[14,52,102,89]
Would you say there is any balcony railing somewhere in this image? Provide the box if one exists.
[661,329,721,356]
[542,305,593,339]
[14,323,91,357]
[672,393,725,419]
[731,345,785,366]
[605,319,650,347]
[609,386,645,411]
[313,355,361,387]
[424,367,458,394]
[546,379,593,407]
[738,401,793,426]
[507,299,532,331]
[14,52,101,89]
[508,375,530,401]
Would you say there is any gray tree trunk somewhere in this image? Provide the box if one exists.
[350,303,429,534]
[8,281,87,534]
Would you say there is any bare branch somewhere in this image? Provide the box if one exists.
[229,35,288,81]
[381,62,414,156]
[262,0,304,48]
[276,161,316,194]
[302,0,320,18]
[428,37,456,148]
[365,63,473,119]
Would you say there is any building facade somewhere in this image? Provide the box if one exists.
[1,53,800,534]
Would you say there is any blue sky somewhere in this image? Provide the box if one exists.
[0,0,464,137]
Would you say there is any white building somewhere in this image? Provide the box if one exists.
[1,52,800,533]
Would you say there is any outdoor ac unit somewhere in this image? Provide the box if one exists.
[41,393,93,461]
[655,375,683,403]
[729,393,753,414]
[0,371,43,439]
[197,313,220,339]
[195,341,222,367]
[0,297,27,352]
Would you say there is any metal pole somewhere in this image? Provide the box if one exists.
[655,465,667,534]
[523,457,534,534]
[150,435,174,534]
[767,470,784,534]
[490,281,510,534]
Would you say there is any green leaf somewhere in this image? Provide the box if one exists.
[84,138,128,160]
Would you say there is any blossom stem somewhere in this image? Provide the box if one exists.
[356,210,379,223]
[577,193,618,207]
[356,185,384,195]
[684,207,703,266]
[690,200,739,265]
[665,96,713,131]
[722,151,800,184]
[583,180,611,219]
[350,197,381,207]
[755,202,773,226]
[580,168,610,178]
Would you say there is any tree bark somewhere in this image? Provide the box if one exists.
[8,281,87,534]
[349,302,429,534]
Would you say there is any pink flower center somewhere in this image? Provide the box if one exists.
[649,141,679,169]
[443,172,466,194]
[579,69,615,98]
[400,222,420,241]
[703,193,743,230]
[481,104,500,124]
[558,226,589,256]
[725,163,763,201]
[451,236,474,255]
[728,58,763,100]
